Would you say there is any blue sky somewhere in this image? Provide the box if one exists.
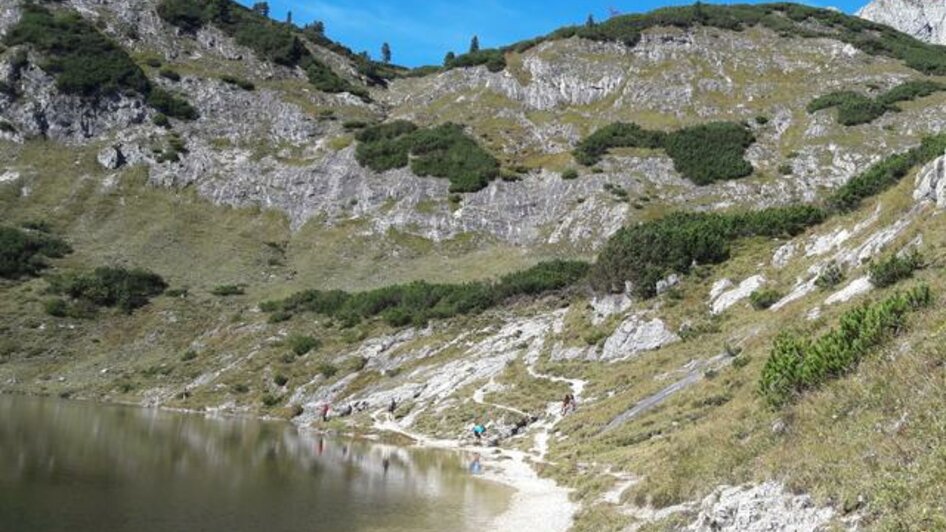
[239,0,872,67]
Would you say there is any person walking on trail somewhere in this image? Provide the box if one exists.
[321,403,331,422]
[472,423,486,442]
[561,393,572,416]
[388,398,397,415]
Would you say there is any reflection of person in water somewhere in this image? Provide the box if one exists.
[469,453,482,475]
[382,458,390,475]
[318,438,324,456]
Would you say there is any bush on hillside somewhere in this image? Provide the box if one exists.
[0,226,72,279]
[5,5,198,120]
[808,81,946,126]
[574,121,754,185]
[157,0,369,100]
[749,288,782,310]
[262,260,589,327]
[210,284,245,296]
[815,262,845,290]
[828,133,946,212]
[517,4,946,76]
[286,334,320,356]
[759,284,932,407]
[443,48,506,72]
[663,122,755,184]
[158,68,181,82]
[47,267,167,314]
[591,205,825,298]
[220,75,255,91]
[354,121,500,193]
[869,251,923,288]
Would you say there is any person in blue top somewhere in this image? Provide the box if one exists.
[472,423,486,441]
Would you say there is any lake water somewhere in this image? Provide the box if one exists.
[0,395,511,532]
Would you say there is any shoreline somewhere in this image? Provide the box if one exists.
[1,390,577,532]
[370,414,576,532]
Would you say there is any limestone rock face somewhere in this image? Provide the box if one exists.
[914,150,946,208]
[859,0,946,45]
[686,482,835,531]
[600,314,679,361]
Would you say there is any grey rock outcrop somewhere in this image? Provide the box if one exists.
[686,482,835,531]
[600,314,679,361]
[859,0,946,44]
[914,150,946,207]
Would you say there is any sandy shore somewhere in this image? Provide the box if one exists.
[372,415,576,532]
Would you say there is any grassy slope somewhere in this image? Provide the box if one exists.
[3,4,946,529]
[538,169,946,530]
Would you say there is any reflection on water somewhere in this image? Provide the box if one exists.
[0,395,510,532]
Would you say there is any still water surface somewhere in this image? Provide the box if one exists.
[0,395,511,532]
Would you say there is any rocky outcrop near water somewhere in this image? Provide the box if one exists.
[858,0,946,45]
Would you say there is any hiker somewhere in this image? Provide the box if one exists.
[561,393,572,416]
[321,403,330,422]
[388,398,397,414]
[340,404,353,417]
[472,423,486,442]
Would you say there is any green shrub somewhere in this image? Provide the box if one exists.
[44,298,96,319]
[287,334,319,356]
[778,163,793,175]
[273,373,288,386]
[574,122,665,166]
[144,57,163,68]
[6,5,197,119]
[342,120,369,130]
[354,121,499,193]
[574,121,754,185]
[749,288,782,310]
[181,350,197,362]
[261,393,280,407]
[152,113,170,128]
[157,0,369,100]
[0,226,72,279]
[808,81,946,126]
[146,88,199,120]
[263,260,589,326]
[877,80,945,105]
[444,48,505,72]
[760,284,933,407]
[47,267,167,313]
[210,284,244,296]
[519,4,946,76]
[828,133,946,212]
[158,68,181,82]
[44,298,68,318]
[220,75,255,91]
[754,115,769,125]
[815,262,845,290]
[592,206,825,297]
[561,168,579,180]
[317,362,338,379]
[663,123,755,184]
[231,383,249,394]
[869,251,923,288]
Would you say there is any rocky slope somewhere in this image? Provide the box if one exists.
[859,0,946,45]
[4,1,946,530]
